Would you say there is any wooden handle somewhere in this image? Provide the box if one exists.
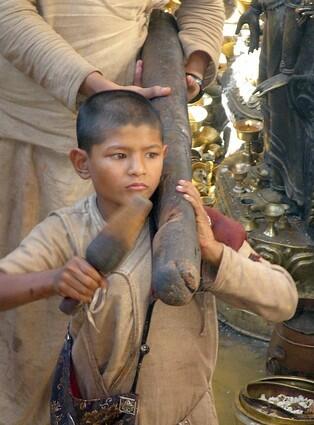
[59,297,81,315]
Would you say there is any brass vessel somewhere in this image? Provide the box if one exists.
[222,36,237,59]
[188,105,208,136]
[234,377,314,424]
[234,119,264,143]
[267,298,314,378]
[164,0,181,14]
[236,0,252,14]
[231,162,250,193]
[263,203,285,238]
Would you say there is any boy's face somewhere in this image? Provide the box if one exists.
[71,124,166,219]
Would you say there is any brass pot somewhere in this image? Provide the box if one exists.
[222,38,236,59]
[164,0,181,13]
[192,161,212,185]
[192,125,220,147]
[267,298,314,378]
[236,0,252,13]
[188,106,208,136]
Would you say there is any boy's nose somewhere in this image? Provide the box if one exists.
[128,156,146,176]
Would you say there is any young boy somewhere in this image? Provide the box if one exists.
[0,91,297,425]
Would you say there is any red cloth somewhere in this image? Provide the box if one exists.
[204,207,247,252]
[70,362,82,398]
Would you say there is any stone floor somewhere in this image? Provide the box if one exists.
[213,323,268,424]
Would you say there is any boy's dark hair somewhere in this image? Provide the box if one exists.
[77,90,163,152]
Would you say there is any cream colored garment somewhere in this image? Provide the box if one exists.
[0,139,92,256]
[0,0,224,152]
[0,193,298,424]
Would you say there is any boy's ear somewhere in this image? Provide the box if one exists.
[69,148,90,180]
[162,144,168,158]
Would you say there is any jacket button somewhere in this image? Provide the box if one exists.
[140,344,150,354]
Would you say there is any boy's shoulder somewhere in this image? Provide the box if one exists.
[48,193,105,240]
[50,193,102,223]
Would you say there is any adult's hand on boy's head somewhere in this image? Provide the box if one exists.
[53,257,106,304]
[131,59,171,99]
[79,63,171,100]
[176,180,223,267]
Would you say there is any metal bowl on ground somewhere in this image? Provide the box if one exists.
[259,376,314,393]
[234,377,314,424]
[267,298,314,379]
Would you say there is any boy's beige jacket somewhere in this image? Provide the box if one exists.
[0,195,298,424]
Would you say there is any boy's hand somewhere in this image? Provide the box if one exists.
[52,257,106,303]
[176,180,223,267]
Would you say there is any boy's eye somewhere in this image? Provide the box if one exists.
[111,153,126,159]
[146,152,159,159]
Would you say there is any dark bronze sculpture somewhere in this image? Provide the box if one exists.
[236,0,314,237]
[215,1,314,339]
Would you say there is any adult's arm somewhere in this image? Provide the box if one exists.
[177,0,225,85]
[0,1,170,111]
[0,0,98,111]
[202,241,298,323]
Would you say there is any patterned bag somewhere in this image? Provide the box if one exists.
[51,302,155,425]
[50,332,138,425]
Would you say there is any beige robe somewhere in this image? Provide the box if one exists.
[0,195,298,424]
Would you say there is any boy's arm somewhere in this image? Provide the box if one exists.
[0,269,58,311]
[0,214,106,311]
[176,180,298,323]
[202,243,298,323]
[0,257,105,311]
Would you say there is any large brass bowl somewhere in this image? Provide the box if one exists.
[234,377,314,424]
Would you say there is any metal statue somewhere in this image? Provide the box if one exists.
[214,1,314,339]
[237,0,314,236]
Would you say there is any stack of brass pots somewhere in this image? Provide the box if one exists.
[188,92,225,205]
[234,376,314,424]
[267,298,314,378]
